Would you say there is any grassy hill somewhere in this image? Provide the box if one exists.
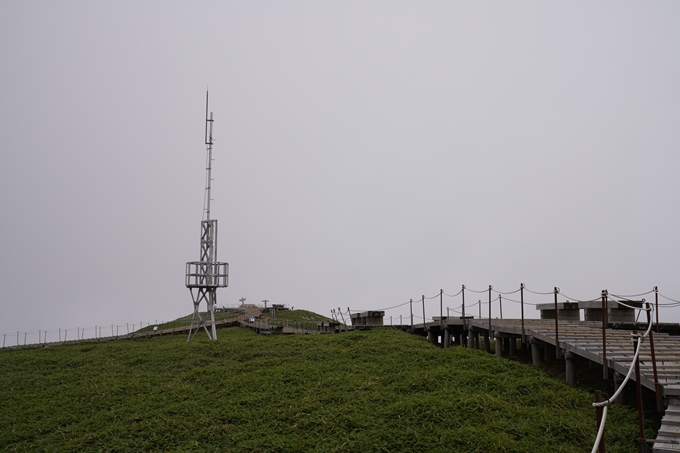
[0,327,645,452]
[134,309,335,334]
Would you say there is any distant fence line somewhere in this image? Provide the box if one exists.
[0,309,246,349]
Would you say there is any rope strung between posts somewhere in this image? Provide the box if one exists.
[524,287,555,295]
[463,287,491,293]
[344,285,680,322]
[443,288,463,297]
[590,304,654,453]
[492,287,522,295]
[496,295,540,306]
[659,293,680,306]
[609,290,655,298]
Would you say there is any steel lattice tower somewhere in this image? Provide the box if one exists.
[185,91,228,341]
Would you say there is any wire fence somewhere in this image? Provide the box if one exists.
[0,305,265,349]
[5,287,679,348]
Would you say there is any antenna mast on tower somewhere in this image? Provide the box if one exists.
[204,90,214,221]
[185,91,229,341]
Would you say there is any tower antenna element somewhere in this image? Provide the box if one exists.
[204,90,214,221]
[185,90,229,341]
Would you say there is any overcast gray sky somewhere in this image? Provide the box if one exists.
[1,1,679,338]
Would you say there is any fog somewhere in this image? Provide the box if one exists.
[1,1,679,339]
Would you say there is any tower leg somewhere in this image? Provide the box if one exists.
[188,288,217,341]
[209,289,217,340]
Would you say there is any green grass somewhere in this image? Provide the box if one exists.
[135,311,238,333]
[0,328,644,452]
[269,309,334,323]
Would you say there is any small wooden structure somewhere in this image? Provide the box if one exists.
[579,300,643,323]
[317,321,341,333]
[350,311,385,328]
[535,302,580,320]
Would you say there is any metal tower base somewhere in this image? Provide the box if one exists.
[187,287,217,341]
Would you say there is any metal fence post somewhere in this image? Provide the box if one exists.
[645,302,662,412]
[520,283,525,345]
[602,290,609,380]
[633,331,647,452]
[440,289,443,331]
[488,286,492,332]
[554,287,560,359]
[462,285,466,329]
[654,286,659,334]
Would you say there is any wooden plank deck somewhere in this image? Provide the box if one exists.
[466,318,680,397]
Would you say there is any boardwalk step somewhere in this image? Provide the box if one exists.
[656,405,680,453]
[652,440,680,453]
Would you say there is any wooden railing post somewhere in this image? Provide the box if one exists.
[421,295,426,334]
[654,286,659,334]
[633,331,647,452]
[520,283,526,347]
[461,285,466,330]
[554,287,561,359]
[645,302,662,412]
[602,290,609,380]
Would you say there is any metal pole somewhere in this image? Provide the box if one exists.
[499,294,503,319]
[410,299,413,333]
[488,286,492,333]
[337,307,347,331]
[462,285,466,329]
[646,302,662,412]
[554,287,559,359]
[421,295,425,333]
[654,286,659,334]
[205,96,214,221]
[478,300,481,320]
[440,289,443,331]
[210,292,217,340]
[520,283,525,344]
[602,290,608,380]
[633,331,647,452]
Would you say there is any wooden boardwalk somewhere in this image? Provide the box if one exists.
[461,318,680,397]
[412,317,680,451]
